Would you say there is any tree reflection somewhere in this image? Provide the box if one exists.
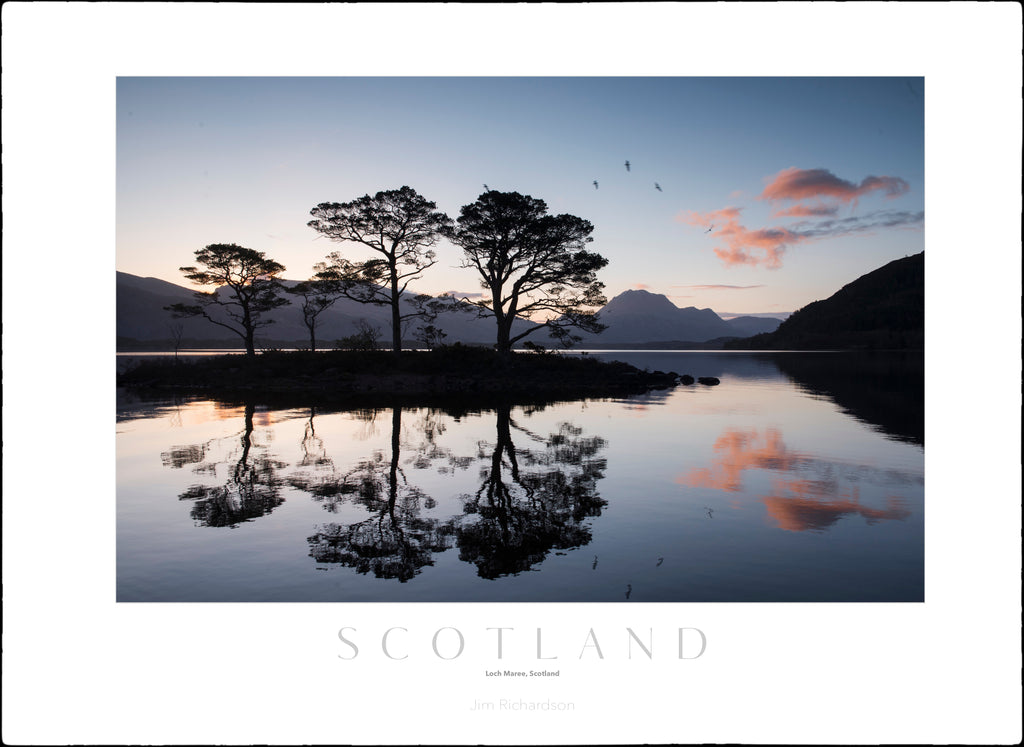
[286,407,377,510]
[164,402,287,527]
[291,402,609,582]
[457,404,608,579]
[305,406,458,582]
[159,396,612,579]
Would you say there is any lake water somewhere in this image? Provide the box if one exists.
[116,351,924,602]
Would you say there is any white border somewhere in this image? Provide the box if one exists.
[3,3,1021,745]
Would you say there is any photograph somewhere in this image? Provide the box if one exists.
[115,75,926,604]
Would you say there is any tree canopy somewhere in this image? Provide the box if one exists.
[308,186,454,352]
[446,190,608,353]
[165,243,289,357]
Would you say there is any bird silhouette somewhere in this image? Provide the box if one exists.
[592,555,598,570]
[593,180,599,189]
[654,182,662,192]
[705,507,714,519]
[656,557,664,567]
[625,584,632,600]
[705,224,714,233]
[624,160,631,172]
[483,183,490,191]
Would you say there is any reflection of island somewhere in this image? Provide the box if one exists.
[458,404,608,578]
[162,402,287,527]
[679,426,916,533]
[288,402,609,581]
[157,396,612,580]
[768,352,924,446]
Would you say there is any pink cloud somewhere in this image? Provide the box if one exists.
[681,207,805,269]
[679,168,919,269]
[772,204,840,218]
[681,197,921,270]
[761,167,909,206]
[633,283,651,290]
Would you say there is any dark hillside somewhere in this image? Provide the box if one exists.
[727,252,923,350]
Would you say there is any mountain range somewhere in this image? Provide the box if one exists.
[116,271,532,349]
[116,271,783,350]
[573,289,782,346]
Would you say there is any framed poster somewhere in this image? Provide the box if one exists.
[3,3,1020,745]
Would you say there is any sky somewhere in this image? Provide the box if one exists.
[116,76,924,318]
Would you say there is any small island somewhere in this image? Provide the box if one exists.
[116,345,696,405]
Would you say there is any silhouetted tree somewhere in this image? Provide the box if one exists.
[337,319,382,351]
[288,266,343,352]
[165,243,290,357]
[308,186,454,353]
[414,323,448,350]
[446,190,609,354]
[167,321,185,361]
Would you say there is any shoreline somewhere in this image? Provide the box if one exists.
[116,347,695,401]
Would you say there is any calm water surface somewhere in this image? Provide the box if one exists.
[116,351,923,602]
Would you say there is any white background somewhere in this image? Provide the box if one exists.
[3,3,1021,745]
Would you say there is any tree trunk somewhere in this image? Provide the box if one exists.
[390,267,402,354]
[391,299,402,353]
[496,317,513,355]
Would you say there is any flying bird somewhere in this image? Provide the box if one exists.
[654,182,662,192]
[705,224,714,233]
[624,160,631,172]
[592,555,598,570]
[625,584,632,600]
[656,557,664,567]
[483,183,490,191]
[593,180,599,189]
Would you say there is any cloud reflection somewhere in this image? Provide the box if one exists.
[762,479,910,532]
[678,428,803,492]
[678,426,913,533]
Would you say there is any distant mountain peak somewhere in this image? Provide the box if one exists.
[570,288,749,344]
[603,288,681,315]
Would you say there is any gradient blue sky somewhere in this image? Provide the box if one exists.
[117,76,924,316]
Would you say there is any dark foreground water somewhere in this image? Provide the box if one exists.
[116,351,923,602]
